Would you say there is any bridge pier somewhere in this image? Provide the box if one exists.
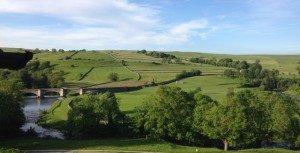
[60,88,66,97]
[79,88,85,95]
[37,89,43,98]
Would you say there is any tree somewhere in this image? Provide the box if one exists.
[66,93,126,139]
[39,61,51,70]
[136,86,196,143]
[199,98,246,151]
[198,89,300,150]
[108,72,119,82]
[174,58,182,64]
[224,69,238,78]
[48,71,65,88]
[51,48,57,52]
[193,93,217,133]
[268,94,300,143]
[0,80,25,138]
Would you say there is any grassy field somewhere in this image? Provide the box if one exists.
[170,52,300,76]
[0,138,298,153]
[33,51,138,87]
[2,48,298,86]
[117,75,246,112]
[1,48,300,152]
[39,75,246,130]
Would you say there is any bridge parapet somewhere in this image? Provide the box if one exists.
[21,88,67,98]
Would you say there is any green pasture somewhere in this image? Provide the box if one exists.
[126,61,227,83]
[32,52,138,87]
[170,52,300,75]
[117,75,246,112]
[16,50,298,88]
[111,51,162,62]
[37,75,244,133]
[31,51,231,87]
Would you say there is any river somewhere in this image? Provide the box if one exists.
[20,97,64,139]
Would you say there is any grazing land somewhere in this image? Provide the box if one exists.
[1,48,300,152]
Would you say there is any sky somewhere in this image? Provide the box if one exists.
[0,0,299,54]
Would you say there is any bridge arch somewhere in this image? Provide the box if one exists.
[21,89,41,98]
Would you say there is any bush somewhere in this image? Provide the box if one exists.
[66,93,130,139]
[0,148,21,153]
[108,72,119,82]
[224,69,238,78]
[176,69,202,80]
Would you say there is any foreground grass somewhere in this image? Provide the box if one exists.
[0,138,298,153]
[0,138,220,153]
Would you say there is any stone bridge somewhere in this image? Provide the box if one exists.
[21,86,142,98]
[21,88,84,98]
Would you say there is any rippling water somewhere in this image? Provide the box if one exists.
[20,96,65,139]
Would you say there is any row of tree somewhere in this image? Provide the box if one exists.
[137,50,181,64]
[176,69,202,80]
[190,57,251,69]
[190,57,299,91]
[136,86,300,151]
[223,63,300,91]
[33,48,87,53]
[0,60,65,88]
[58,86,300,151]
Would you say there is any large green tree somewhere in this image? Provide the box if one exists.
[66,93,126,139]
[197,89,300,151]
[137,86,196,143]
[198,97,246,151]
[0,80,25,138]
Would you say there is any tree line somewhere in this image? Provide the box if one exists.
[190,57,300,91]
[137,50,182,64]
[0,60,65,89]
[176,69,202,80]
[37,86,300,151]
[1,80,299,151]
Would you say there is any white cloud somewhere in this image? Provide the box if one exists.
[246,0,300,19]
[170,20,208,35]
[0,0,215,49]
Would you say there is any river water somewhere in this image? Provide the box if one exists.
[20,97,65,139]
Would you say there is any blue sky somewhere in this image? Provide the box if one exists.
[0,0,299,54]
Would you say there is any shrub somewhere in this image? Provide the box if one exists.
[108,72,119,82]
[176,69,202,80]
[0,148,21,153]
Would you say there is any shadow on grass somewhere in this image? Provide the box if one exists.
[0,138,167,151]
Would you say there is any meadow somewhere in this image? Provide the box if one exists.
[1,48,300,152]
[170,52,300,76]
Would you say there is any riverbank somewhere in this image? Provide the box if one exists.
[21,97,64,139]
